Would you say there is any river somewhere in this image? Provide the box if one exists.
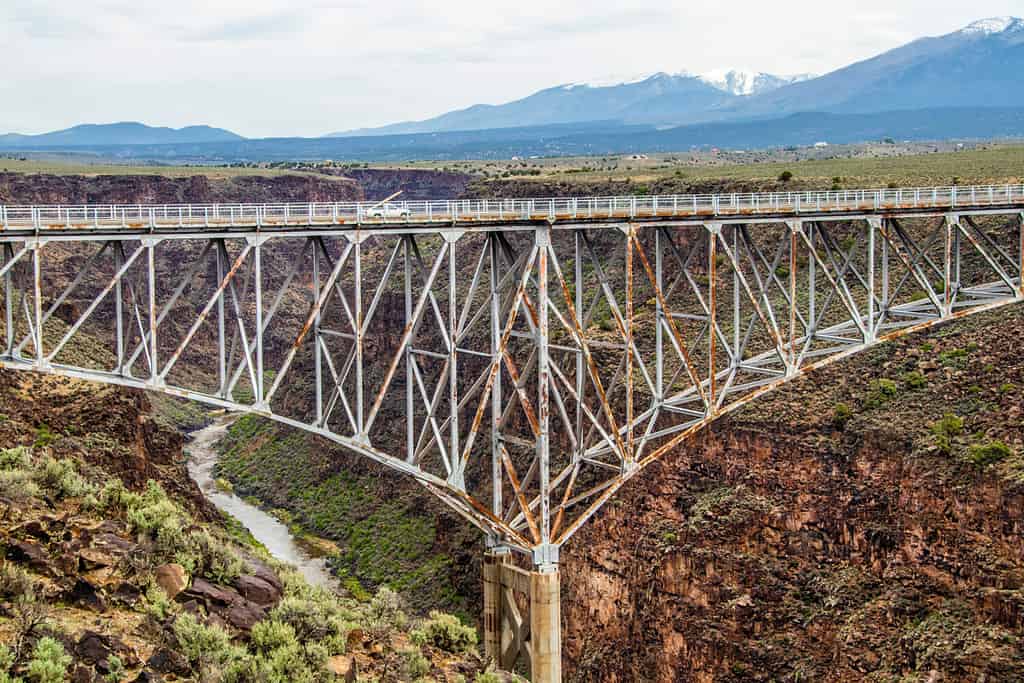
[185,415,339,590]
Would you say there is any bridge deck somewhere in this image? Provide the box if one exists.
[1,184,1022,235]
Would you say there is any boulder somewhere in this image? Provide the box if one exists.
[181,577,237,606]
[146,648,189,676]
[78,546,118,569]
[76,630,134,668]
[233,574,281,606]
[154,564,188,600]
[221,599,265,631]
[6,539,52,573]
[246,560,283,591]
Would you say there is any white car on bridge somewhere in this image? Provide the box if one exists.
[364,204,412,219]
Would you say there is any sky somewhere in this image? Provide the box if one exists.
[1,1,1021,138]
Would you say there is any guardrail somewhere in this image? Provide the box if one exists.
[2,184,1023,231]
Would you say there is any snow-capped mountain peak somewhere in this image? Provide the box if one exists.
[561,69,813,96]
[961,16,1023,35]
[561,71,696,90]
[698,69,815,97]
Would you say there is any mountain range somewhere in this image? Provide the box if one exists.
[0,17,1022,158]
[331,16,1024,137]
[0,122,244,148]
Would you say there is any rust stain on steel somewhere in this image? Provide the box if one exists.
[550,252,630,463]
[458,248,538,467]
[499,444,542,544]
[630,234,710,410]
[366,240,449,426]
[501,348,541,438]
[549,463,580,539]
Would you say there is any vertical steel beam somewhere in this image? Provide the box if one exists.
[4,243,14,357]
[114,241,124,371]
[355,237,365,437]
[788,222,798,370]
[405,237,416,462]
[574,230,585,449]
[216,242,227,394]
[32,241,43,366]
[944,215,955,316]
[488,234,503,523]
[867,219,877,341]
[254,239,265,405]
[881,221,890,322]
[535,223,552,550]
[807,223,816,340]
[448,234,460,484]
[1019,212,1024,299]
[624,226,635,456]
[707,224,718,411]
[654,228,664,401]
[313,241,324,424]
[147,240,158,383]
[732,226,740,369]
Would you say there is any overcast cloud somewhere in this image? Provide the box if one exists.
[2,1,1020,137]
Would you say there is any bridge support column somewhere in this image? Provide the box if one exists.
[482,549,509,663]
[530,565,562,683]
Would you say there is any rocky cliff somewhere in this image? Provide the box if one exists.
[0,172,363,205]
[562,303,1024,682]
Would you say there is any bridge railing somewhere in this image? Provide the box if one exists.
[1,184,1022,230]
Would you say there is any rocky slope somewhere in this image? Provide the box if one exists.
[562,302,1024,682]
[0,172,363,205]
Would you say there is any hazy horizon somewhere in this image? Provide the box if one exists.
[2,2,1021,138]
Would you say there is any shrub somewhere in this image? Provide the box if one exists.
[105,655,125,683]
[399,646,431,678]
[270,596,347,645]
[0,564,34,600]
[368,586,408,633]
[25,637,71,683]
[0,447,30,470]
[33,424,56,449]
[0,468,40,502]
[410,611,478,654]
[172,613,237,669]
[865,378,899,408]
[902,371,927,390]
[966,441,1012,468]
[250,620,298,654]
[778,170,794,183]
[186,530,242,584]
[126,482,179,533]
[832,403,853,429]
[33,457,92,499]
[98,479,141,511]
[142,583,177,622]
[931,413,964,454]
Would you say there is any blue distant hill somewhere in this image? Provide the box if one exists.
[0,122,244,148]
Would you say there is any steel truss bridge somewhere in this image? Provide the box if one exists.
[1,185,1022,681]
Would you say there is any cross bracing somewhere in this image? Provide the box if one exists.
[0,189,1020,567]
